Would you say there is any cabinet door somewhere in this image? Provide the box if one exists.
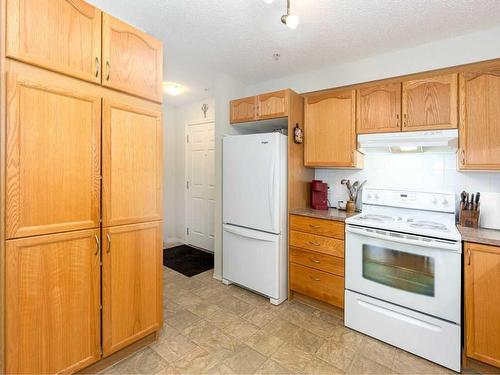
[402,74,458,131]
[102,99,162,227]
[6,74,101,239]
[305,90,359,168]
[459,68,500,170]
[230,96,256,123]
[5,229,101,374]
[102,222,163,356]
[257,90,288,120]
[6,0,101,83]
[356,83,401,134]
[102,13,163,102]
[464,242,500,367]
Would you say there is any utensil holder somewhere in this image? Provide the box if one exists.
[459,203,480,228]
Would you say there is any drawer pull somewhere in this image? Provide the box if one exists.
[309,241,321,246]
[309,276,321,282]
[310,258,321,263]
[309,224,321,229]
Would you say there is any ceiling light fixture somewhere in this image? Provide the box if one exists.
[163,82,185,96]
[262,0,275,3]
[281,0,299,29]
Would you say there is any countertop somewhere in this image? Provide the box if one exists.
[457,225,500,247]
[289,207,356,222]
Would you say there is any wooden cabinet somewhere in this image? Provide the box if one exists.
[230,96,256,123]
[304,90,362,168]
[5,73,101,239]
[5,230,101,374]
[102,222,163,356]
[459,68,500,170]
[464,242,500,368]
[257,90,288,119]
[356,83,401,134]
[402,74,458,131]
[102,14,163,102]
[6,0,102,83]
[289,215,345,309]
[102,99,163,227]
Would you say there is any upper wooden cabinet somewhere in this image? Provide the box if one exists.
[459,67,500,170]
[6,0,102,83]
[102,99,163,227]
[102,222,163,356]
[356,83,401,134]
[102,14,163,102]
[5,229,101,374]
[230,96,256,123]
[5,74,101,239]
[464,242,500,368]
[402,73,458,131]
[257,90,289,119]
[304,90,362,168]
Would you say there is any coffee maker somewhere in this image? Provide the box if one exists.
[310,180,328,210]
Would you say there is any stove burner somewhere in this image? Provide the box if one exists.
[410,221,449,232]
[358,214,396,223]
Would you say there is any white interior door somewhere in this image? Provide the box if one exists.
[186,121,215,251]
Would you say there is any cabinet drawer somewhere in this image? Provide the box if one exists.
[290,263,344,308]
[290,215,344,239]
[290,247,344,276]
[290,231,344,258]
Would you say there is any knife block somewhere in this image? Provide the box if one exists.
[459,203,480,228]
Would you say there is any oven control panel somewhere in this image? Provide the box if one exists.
[363,187,455,213]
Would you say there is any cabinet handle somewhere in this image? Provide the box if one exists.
[461,149,466,166]
[106,61,110,81]
[310,258,321,264]
[403,113,407,127]
[396,113,400,126]
[95,57,99,78]
[309,224,321,229]
[309,241,320,246]
[94,235,100,256]
[106,233,111,253]
[467,248,471,266]
[309,276,321,282]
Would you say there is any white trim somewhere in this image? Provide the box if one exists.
[165,237,185,246]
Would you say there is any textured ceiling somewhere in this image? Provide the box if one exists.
[90,0,500,105]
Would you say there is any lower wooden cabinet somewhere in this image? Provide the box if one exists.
[5,229,101,374]
[102,221,163,356]
[464,242,500,368]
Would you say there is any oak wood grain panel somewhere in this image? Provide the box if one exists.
[304,90,361,168]
[102,13,163,102]
[290,247,344,277]
[402,73,458,131]
[102,222,163,356]
[5,229,101,374]
[290,263,344,308]
[102,99,163,227]
[6,0,101,83]
[6,73,101,239]
[459,68,500,170]
[356,83,402,134]
[289,215,345,239]
[290,230,344,258]
[464,242,500,368]
[230,96,256,124]
[257,90,289,120]
[1,0,7,369]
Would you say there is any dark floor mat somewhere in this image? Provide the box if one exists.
[163,245,214,277]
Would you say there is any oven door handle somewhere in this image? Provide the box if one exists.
[346,225,461,252]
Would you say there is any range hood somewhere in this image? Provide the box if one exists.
[358,129,458,153]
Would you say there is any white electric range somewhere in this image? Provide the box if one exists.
[344,187,461,372]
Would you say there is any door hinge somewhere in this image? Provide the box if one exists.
[186,181,189,189]
[186,134,189,143]
[187,227,190,235]
[100,305,103,310]
[99,175,103,180]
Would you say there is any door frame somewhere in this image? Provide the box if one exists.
[184,119,215,252]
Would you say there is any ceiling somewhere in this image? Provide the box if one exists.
[90,0,500,105]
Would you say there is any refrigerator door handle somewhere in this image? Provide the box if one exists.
[269,153,276,231]
[223,225,277,242]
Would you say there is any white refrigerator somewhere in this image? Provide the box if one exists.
[222,132,288,305]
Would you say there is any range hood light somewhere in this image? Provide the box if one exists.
[389,146,423,153]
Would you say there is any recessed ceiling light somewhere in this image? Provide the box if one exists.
[262,0,274,3]
[163,82,185,96]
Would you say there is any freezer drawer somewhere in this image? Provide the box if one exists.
[223,224,281,299]
[345,290,461,372]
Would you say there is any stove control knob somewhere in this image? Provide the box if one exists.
[374,193,379,200]
[442,197,449,206]
[432,196,438,205]
[367,193,373,200]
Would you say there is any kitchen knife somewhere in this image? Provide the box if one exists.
[471,194,475,211]
[475,192,480,210]
[466,193,470,210]
[461,191,466,209]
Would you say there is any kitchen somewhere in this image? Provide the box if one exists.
[1,1,500,374]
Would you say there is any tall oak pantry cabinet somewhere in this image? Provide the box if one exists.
[0,0,164,373]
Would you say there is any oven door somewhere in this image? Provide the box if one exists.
[345,225,461,323]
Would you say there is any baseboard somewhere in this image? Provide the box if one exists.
[164,237,185,247]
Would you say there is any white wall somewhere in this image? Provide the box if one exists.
[163,103,178,243]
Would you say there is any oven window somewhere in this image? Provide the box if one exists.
[362,245,435,297]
